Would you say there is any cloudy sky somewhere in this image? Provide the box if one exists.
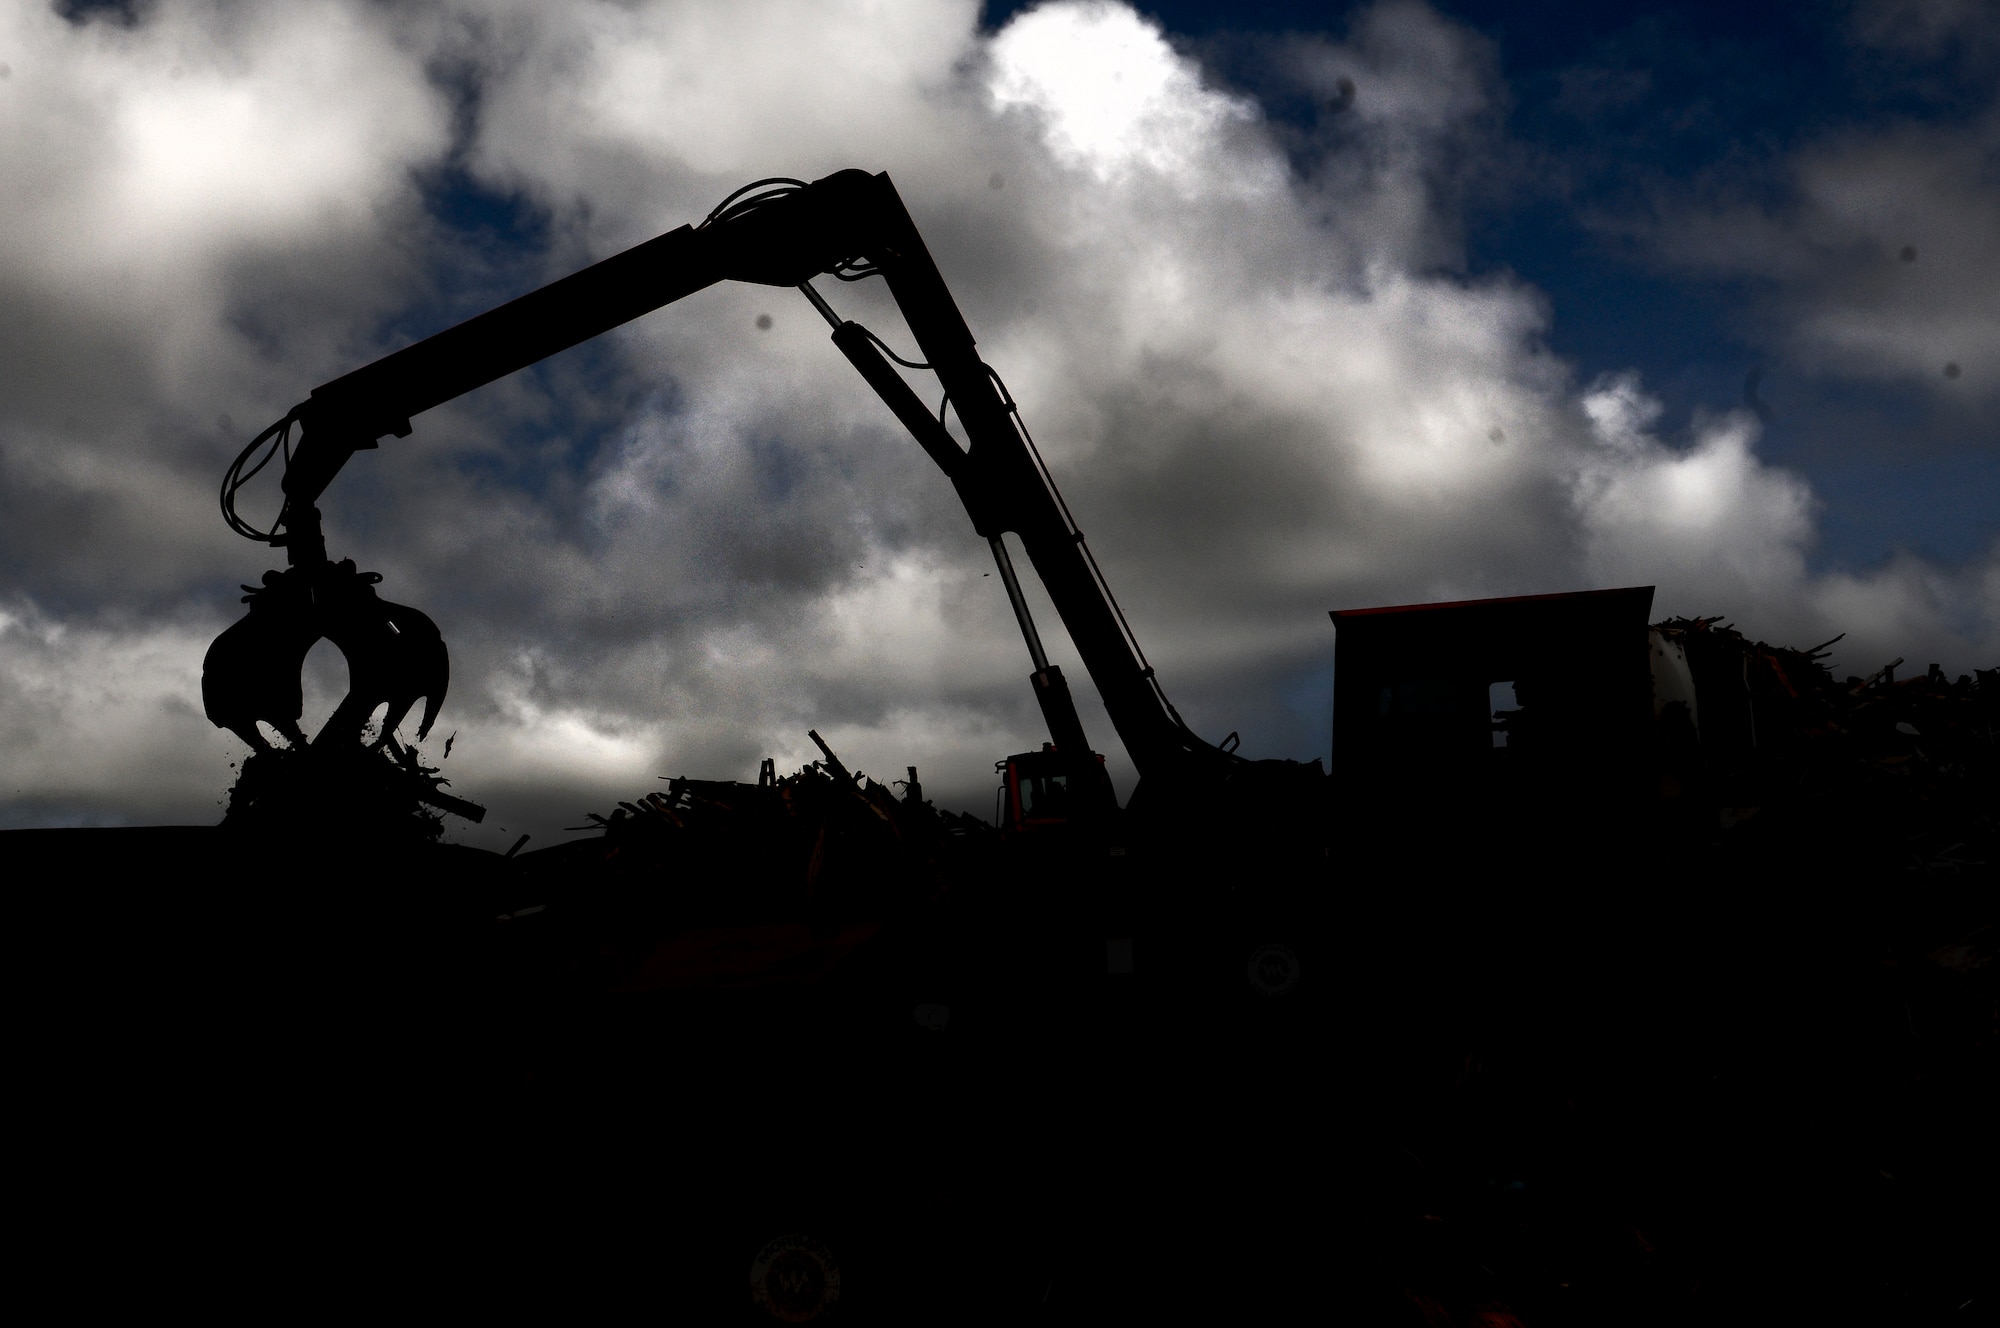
[3,0,1995,846]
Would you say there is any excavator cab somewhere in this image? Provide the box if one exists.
[995,743,1104,836]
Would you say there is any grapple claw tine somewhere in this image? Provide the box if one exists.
[202,565,320,751]
[311,560,449,751]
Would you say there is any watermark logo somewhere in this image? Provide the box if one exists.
[751,1233,840,1322]
[913,1003,949,1031]
[1247,944,1300,997]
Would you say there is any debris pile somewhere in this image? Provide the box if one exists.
[520,730,997,932]
[220,739,483,848]
[1652,615,1997,872]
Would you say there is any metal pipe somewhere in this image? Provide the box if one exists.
[798,280,841,330]
[989,535,1050,675]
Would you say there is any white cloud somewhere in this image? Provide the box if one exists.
[987,0,1268,194]
[0,1,451,395]
[1573,372,1818,629]
[1806,544,2000,680]
[0,596,238,824]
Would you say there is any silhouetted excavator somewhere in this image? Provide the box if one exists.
[204,169,1326,866]
[185,177,1344,1317]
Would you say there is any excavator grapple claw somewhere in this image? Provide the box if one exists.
[201,558,448,752]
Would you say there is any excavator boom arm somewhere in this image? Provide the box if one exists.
[269,169,1227,785]
[282,176,870,508]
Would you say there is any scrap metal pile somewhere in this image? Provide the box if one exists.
[516,730,997,937]
[1651,615,1998,875]
[219,739,484,847]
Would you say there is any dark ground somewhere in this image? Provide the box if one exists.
[10,801,1993,1323]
